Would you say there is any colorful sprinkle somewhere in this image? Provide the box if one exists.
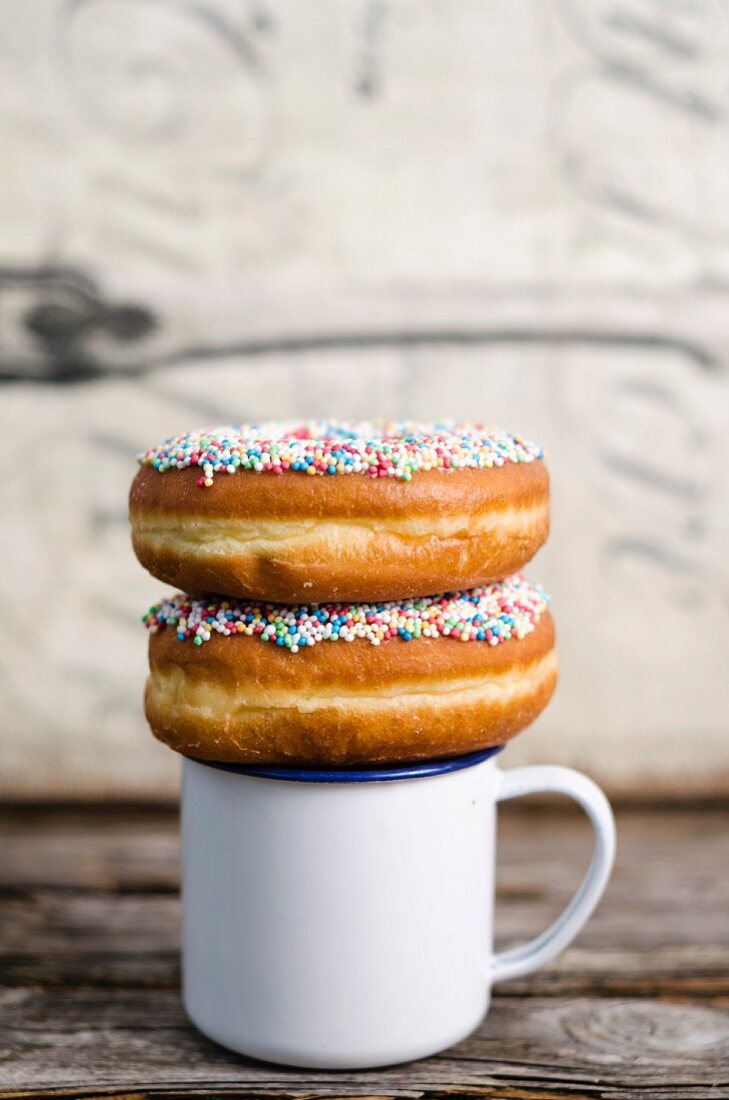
[138,421,543,486]
[142,576,550,654]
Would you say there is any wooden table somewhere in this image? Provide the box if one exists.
[1,802,727,1099]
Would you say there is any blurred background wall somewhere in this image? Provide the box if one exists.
[1,0,728,800]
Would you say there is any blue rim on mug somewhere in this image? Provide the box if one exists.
[192,744,504,784]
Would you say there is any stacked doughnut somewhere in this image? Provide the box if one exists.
[130,421,556,766]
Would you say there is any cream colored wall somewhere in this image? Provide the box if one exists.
[1,0,728,799]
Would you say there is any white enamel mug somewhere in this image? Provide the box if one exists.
[181,747,615,1069]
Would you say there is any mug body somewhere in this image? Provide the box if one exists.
[181,751,502,1068]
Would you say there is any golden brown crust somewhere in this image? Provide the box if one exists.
[148,607,555,689]
[130,519,548,604]
[130,462,547,519]
[129,462,549,602]
[144,612,557,766]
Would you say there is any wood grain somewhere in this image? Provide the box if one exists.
[0,803,727,1098]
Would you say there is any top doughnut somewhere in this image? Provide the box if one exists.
[129,420,549,603]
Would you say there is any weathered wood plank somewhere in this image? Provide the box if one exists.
[1,806,727,1098]
[2,805,727,948]
[1,884,727,997]
[1,988,728,1099]
[1,806,728,997]
[0,811,180,891]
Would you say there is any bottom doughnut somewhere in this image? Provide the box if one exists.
[143,580,557,766]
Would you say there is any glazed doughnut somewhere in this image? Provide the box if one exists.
[142,576,557,767]
[130,421,549,603]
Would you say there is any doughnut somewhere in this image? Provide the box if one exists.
[130,421,549,603]
[142,576,557,767]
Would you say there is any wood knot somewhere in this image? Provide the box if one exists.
[562,1000,729,1062]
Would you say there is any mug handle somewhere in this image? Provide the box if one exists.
[491,765,616,984]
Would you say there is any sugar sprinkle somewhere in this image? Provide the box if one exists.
[138,420,543,487]
[143,576,550,654]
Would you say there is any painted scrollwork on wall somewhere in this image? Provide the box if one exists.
[0,266,156,383]
[56,0,273,167]
[0,0,728,796]
[552,0,729,243]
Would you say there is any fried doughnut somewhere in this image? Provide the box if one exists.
[142,576,557,767]
[130,421,549,603]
